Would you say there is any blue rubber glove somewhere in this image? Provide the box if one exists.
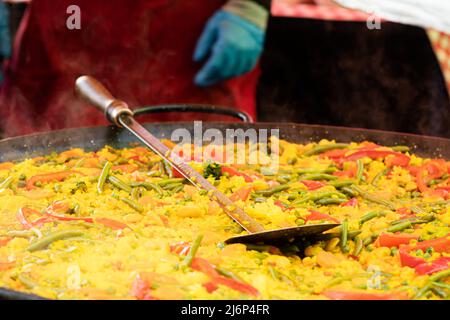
[193,10,265,87]
[0,2,11,83]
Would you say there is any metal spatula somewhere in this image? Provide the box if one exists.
[75,75,339,244]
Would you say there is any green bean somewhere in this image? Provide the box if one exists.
[410,206,427,215]
[97,161,112,194]
[156,178,185,187]
[6,230,34,238]
[371,168,389,187]
[340,220,349,253]
[340,187,357,198]
[328,180,356,188]
[292,191,347,205]
[429,269,450,283]
[390,146,410,152]
[216,267,245,282]
[390,214,435,226]
[131,182,164,196]
[351,184,396,210]
[359,211,385,225]
[108,176,132,193]
[182,234,203,268]
[253,197,266,203]
[353,237,364,256]
[363,236,375,246]
[430,287,448,299]
[316,198,346,206]
[18,274,37,289]
[296,167,337,174]
[356,159,364,183]
[131,187,142,201]
[172,184,184,193]
[316,230,361,241]
[0,176,14,192]
[432,281,450,290]
[120,197,144,212]
[254,184,290,197]
[386,221,412,233]
[303,143,349,156]
[158,161,165,176]
[298,173,338,181]
[161,182,183,191]
[27,230,84,252]
[163,161,173,178]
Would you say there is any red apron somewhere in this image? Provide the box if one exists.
[0,0,259,137]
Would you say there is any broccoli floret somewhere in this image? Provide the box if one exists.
[203,163,222,179]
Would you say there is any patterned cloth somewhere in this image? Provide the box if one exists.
[271,2,450,94]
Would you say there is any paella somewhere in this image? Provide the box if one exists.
[0,138,450,300]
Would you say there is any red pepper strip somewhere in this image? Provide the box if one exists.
[415,257,450,275]
[344,150,410,165]
[158,214,170,227]
[376,233,419,248]
[399,249,426,268]
[130,274,156,300]
[17,207,53,229]
[402,234,450,253]
[322,290,409,300]
[274,200,294,211]
[319,149,349,160]
[0,237,12,247]
[191,258,259,296]
[340,198,358,207]
[229,186,253,202]
[170,242,191,256]
[384,154,411,168]
[94,218,129,230]
[0,261,15,271]
[305,210,340,223]
[301,180,326,190]
[221,166,254,183]
[26,170,84,190]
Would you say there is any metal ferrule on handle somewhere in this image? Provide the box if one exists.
[75,76,133,126]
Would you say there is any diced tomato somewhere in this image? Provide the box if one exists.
[385,154,411,168]
[0,261,15,271]
[111,164,139,173]
[230,186,253,202]
[171,167,185,178]
[301,180,326,190]
[322,290,409,300]
[414,257,450,275]
[340,198,358,207]
[305,210,340,223]
[0,162,14,171]
[333,162,357,178]
[221,166,253,183]
[26,170,83,190]
[396,207,413,219]
[377,233,419,248]
[202,282,218,293]
[416,160,448,193]
[94,217,129,230]
[0,237,12,247]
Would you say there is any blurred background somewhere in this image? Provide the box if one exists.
[0,0,449,138]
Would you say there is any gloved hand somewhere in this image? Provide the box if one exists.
[0,2,11,82]
[193,1,268,87]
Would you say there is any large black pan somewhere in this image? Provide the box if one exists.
[1,106,449,300]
